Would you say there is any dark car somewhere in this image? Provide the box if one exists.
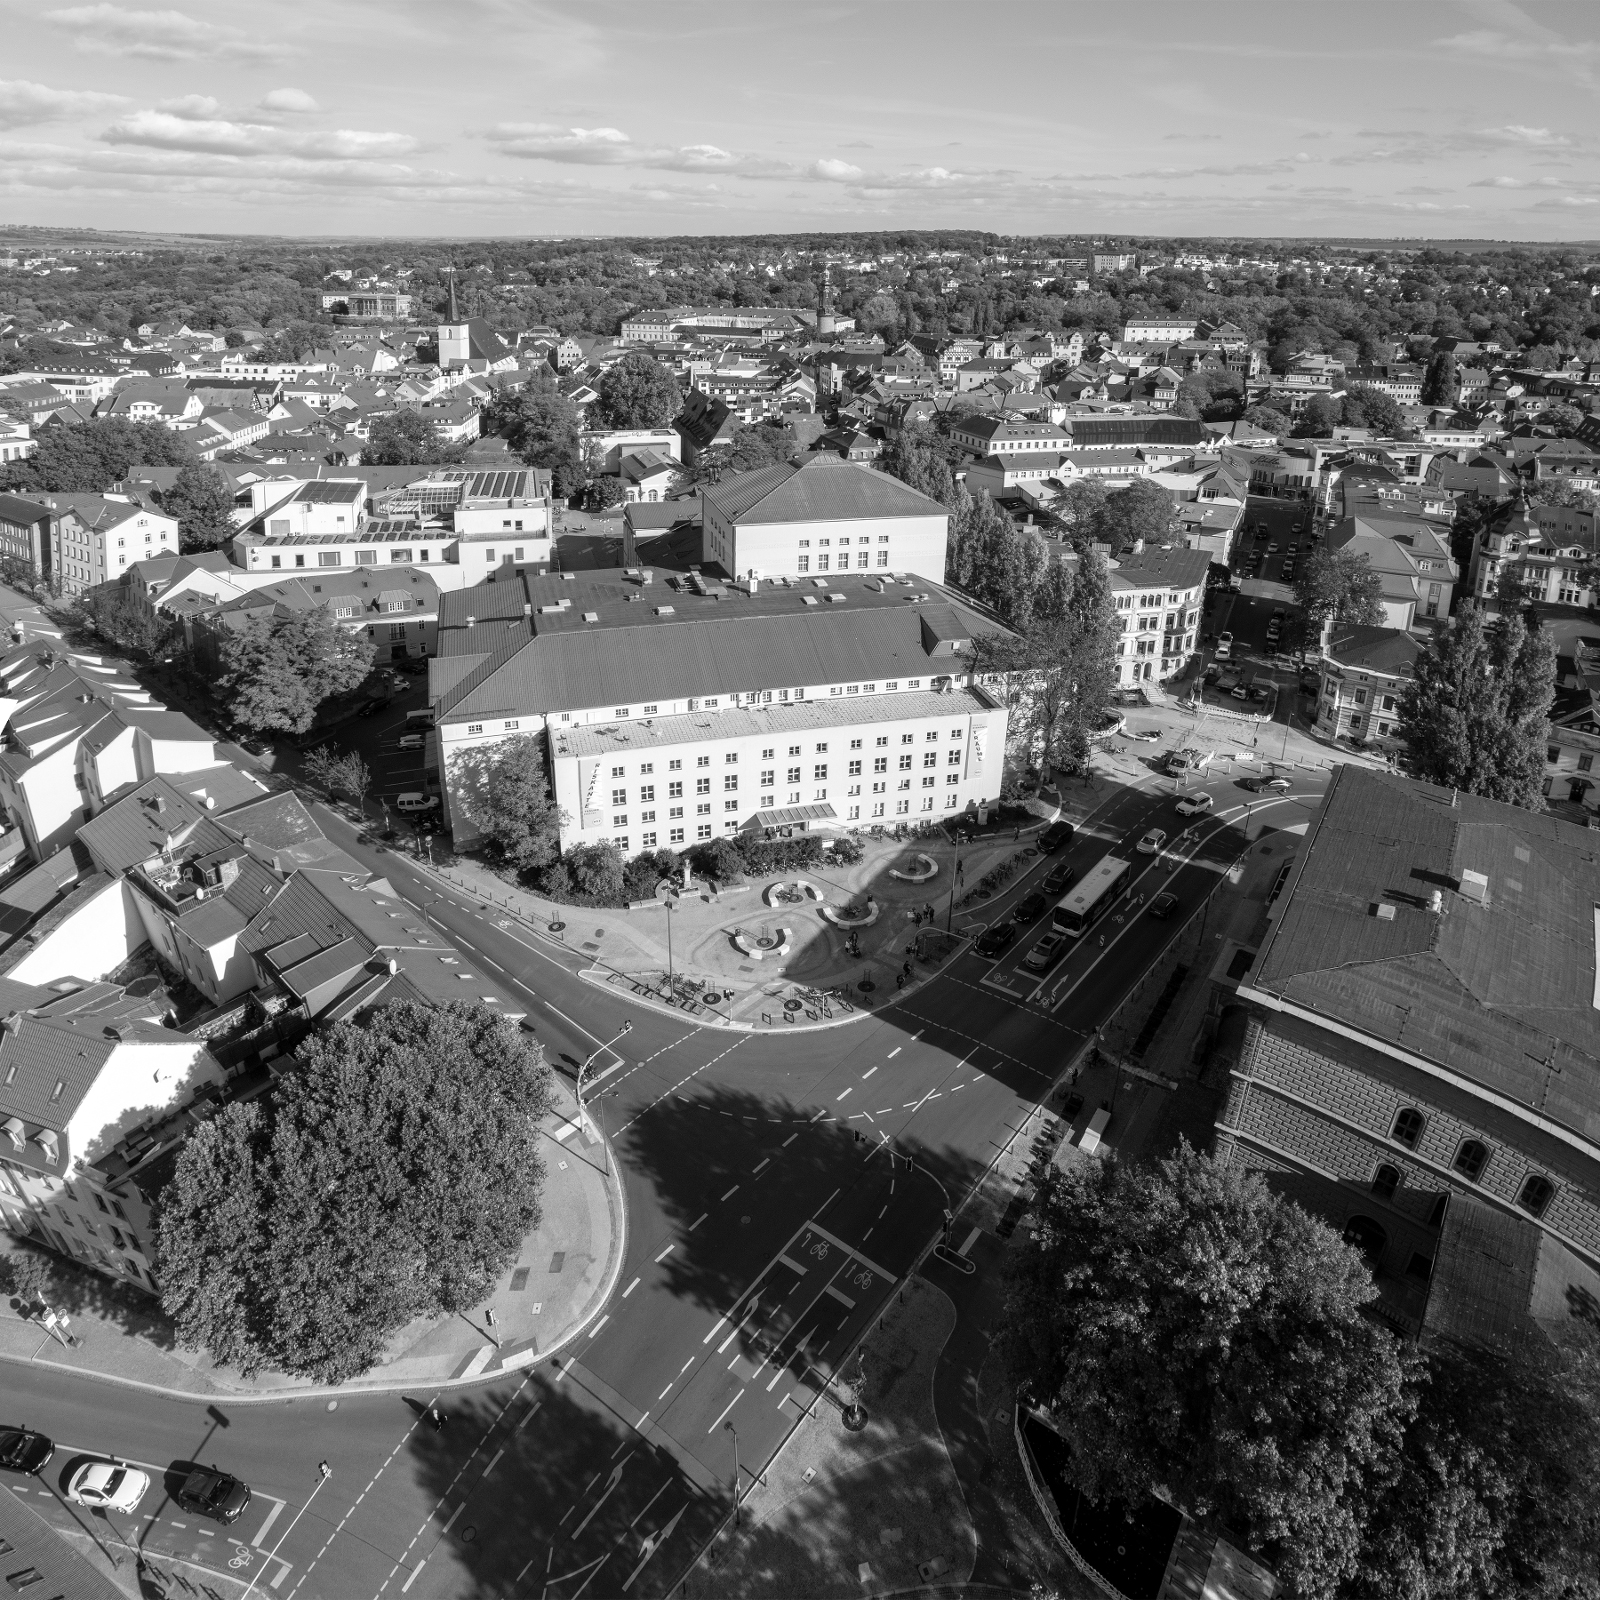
[1014,892,1048,925]
[357,699,389,718]
[1038,822,1075,853]
[0,1427,54,1476]
[1241,774,1292,792]
[1042,863,1074,896]
[975,924,1018,958]
[175,1466,252,1525]
[1148,892,1179,920]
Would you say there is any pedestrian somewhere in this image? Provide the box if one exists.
[1014,825,1020,841]
[903,958,913,977]
[896,974,905,990]
[429,1406,445,1432]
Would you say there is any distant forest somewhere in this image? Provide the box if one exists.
[3,229,1598,365]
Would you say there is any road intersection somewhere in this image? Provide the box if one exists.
[5,741,1331,1597]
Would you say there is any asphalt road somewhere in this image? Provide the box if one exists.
[3,756,1331,1600]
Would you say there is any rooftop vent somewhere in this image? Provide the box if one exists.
[826,593,847,603]
[1374,903,1396,920]
[655,605,675,616]
[802,595,819,606]
[1458,869,1490,906]
[583,611,599,623]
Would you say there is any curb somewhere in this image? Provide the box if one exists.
[0,1128,630,1409]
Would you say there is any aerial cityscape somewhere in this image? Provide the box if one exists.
[0,3,1598,1599]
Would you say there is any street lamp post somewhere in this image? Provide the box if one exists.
[664,899,675,995]
[724,1420,741,1527]
[241,1461,331,1600]
[576,1020,633,1173]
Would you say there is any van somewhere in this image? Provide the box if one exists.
[396,792,439,813]
[405,708,436,727]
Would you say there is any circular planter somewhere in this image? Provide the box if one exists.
[733,926,793,959]
[888,853,939,884]
[764,878,822,908]
[820,898,880,929]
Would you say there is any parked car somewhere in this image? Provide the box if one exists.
[68,1462,150,1513]
[1174,793,1214,816]
[1043,864,1074,896]
[395,792,439,813]
[1148,892,1179,919]
[1039,822,1075,852]
[1136,828,1167,855]
[397,733,425,750]
[0,1427,54,1476]
[1241,774,1292,792]
[1215,633,1233,660]
[357,699,388,719]
[1203,665,1221,684]
[1126,728,1162,743]
[1024,932,1068,972]
[975,924,1017,958]
[1014,892,1048,925]
[1267,542,1279,554]
[175,1466,252,1525]
[1231,684,1250,699]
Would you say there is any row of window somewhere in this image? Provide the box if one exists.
[797,552,891,572]
[611,792,962,851]
[267,548,431,569]
[1388,1109,1555,1217]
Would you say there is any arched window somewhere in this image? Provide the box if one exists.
[1518,1175,1555,1219]
[1452,1140,1489,1184]
[1371,1164,1400,1201]
[1392,1108,1425,1150]
[1343,1215,1387,1261]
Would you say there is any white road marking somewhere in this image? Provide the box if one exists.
[707,1391,744,1432]
[656,1244,675,1262]
[623,1277,640,1297]
[836,1087,853,1101]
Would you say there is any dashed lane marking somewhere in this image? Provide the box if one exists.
[618,1036,749,1132]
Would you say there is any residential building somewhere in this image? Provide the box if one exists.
[0,413,34,464]
[1218,765,1600,1336]
[1107,545,1208,686]
[0,494,56,583]
[1313,625,1419,749]
[1091,253,1138,274]
[700,453,948,583]
[45,495,179,596]
[1120,317,1198,343]
[430,568,1012,854]
[1327,514,1457,628]
[1467,501,1599,608]
[948,415,1071,462]
[319,289,414,319]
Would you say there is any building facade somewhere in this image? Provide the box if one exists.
[1107,546,1208,686]
[1313,625,1419,749]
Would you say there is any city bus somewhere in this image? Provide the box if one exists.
[1052,855,1132,938]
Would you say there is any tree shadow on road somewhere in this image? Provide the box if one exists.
[614,1083,987,1326]
[403,1372,720,1599]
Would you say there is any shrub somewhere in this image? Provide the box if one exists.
[622,847,679,902]
[829,835,864,865]
[734,834,823,875]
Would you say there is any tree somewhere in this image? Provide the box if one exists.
[217,606,376,735]
[592,353,680,429]
[1343,384,1409,437]
[1001,1144,1415,1600]
[1294,393,1343,437]
[163,460,237,551]
[0,417,193,495]
[1398,604,1556,808]
[70,590,177,658]
[673,423,795,490]
[877,423,958,505]
[1421,352,1459,408]
[1047,478,1109,546]
[1094,478,1177,554]
[540,840,626,904]
[1542,402,1584,437]
[1294,545,1386,636]
[448,733,564,871]
[257,319,324,364]
[1242,404,1292,436]
[363,410,462,467]
[305,748,371,807]
[156,1000,551,1382]
[487,381,582,496]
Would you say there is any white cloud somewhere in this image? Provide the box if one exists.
[0,78,126,130]
[486,123,866,182]
[102,110,419,162]
[258,87,318,114]
[810,158,863,182]
[44,5,290,61]
[156,94,220,119]
[487,124,632,162]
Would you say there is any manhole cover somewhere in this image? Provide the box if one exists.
[783,999,803,1012]
[741,1215,751,1225]
[594,928,605,938]
[549,921,565,933]
[703,992,722,1005]
[461,1526,477,1543]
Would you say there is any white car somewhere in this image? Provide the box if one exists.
[1136,828,1167,856]
[1214,632,1233,661]
[1175,793,1214,816]
[395,792,439,813]
[397,733,425,750]
[68,1462,150,1514]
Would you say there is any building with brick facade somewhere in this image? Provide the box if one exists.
[1216,766,1600,1339]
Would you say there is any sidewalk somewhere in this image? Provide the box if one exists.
[420,821,1058,1031]
[0,1076,624,1401]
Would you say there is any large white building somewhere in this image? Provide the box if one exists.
[1107,546,1210,687]
[431,567,1011,855]
[700,454,949,585]
[46,494,179,596]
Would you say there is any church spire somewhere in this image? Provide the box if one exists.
[448,267,459,322]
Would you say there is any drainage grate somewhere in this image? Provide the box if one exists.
[510,1267,529,1291]
[549,1252,566,1273]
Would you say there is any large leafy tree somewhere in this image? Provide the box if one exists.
[673,422,795,490]
[1398,603,1555,808]
[163,460,237,551]
[1094,477,1178,553]
[485,376,582,496]
[592,352,681,429]
[157,1001,551,1382]
[1421,352,1459,407]
[877,423,960,505]
[448,732,564,871]
[1343,384,1408,436]
[363,409,463,466]
[1294,545,1386,636]
[0,417,193,494]
[1047,478,1109,545]
[1001,1145,1415,1600]
[217,604,375,734]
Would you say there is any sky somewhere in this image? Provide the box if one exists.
[0,0,1597,242]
